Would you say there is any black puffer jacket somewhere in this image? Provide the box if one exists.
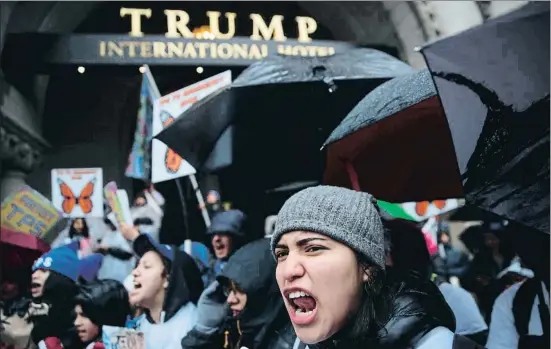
[181,238,296,349]
[306,272,456,349]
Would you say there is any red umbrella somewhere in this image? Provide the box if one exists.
[1,228,50,273]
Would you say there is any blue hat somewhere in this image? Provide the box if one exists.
[32,245,80,282]
[79,253,104,282]
[134,234,174,262]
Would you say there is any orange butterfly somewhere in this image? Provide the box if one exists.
[160,111,183,173]
[58,178,95,214]
[415,200,447,217]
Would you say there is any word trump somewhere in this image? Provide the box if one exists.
[120,7,318,43]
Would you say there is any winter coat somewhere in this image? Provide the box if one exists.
[128,235,203,349]
[295,272,458,349]
[0,300,36,349]
[96,230,135,284]
[30,273,80,349]
[432,244,471,279]
[181,239,297,349]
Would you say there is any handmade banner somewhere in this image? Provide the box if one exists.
[1,186,62,240]
[51,168,104,218]
[104,182,133,228]
[151,70,232,183]
[378,198,464,222]
[125,65,161,180]
[103,326,145,349]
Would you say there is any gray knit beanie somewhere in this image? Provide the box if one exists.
[270,185,386,270]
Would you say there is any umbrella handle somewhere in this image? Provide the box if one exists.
[345,161,361,192]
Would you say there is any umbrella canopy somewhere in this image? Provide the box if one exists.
[323,68,463,202]
[155,48,414,172]
[421,1,549,233]
[1,228,51,280]
[324,3,549,233]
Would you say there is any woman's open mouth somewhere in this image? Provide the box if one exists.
[30,282,42,297]
[285,289,318,325]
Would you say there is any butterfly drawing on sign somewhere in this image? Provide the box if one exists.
[58,178,96,215]
[160,110,183,173]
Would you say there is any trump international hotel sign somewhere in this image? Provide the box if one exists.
[90,7,350,65]
[4,7,353,67]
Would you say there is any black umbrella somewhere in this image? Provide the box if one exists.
[323,68,464,203]
[421,2,550,234]
[323,3,549,234]
[155,48,414,171]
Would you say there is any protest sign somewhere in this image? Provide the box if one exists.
[102,326,145,349]
[1,186,62,241]
[51,168,104,218]
[104,182,133,228]
[151,70,232,183]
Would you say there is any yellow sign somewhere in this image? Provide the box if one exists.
[1,186,62,237]
[120,7,319,43]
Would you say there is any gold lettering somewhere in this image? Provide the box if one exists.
[247,44,265,60]
[107,41,124,57]
[207,11,237,39]
[249,14,287,42]
[167,42,184,57]
[210,43,218,58]
[196,42,209,57]
[99,40,336,61]
[120,8,152,37]
[164,10,194,38]
[217,43,232,59]
[183,43,198,58]
[232,44,249,59]
[140,42,153,57]
[295,16,317,43]
[153,42,168,57]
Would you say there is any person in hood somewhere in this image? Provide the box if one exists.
[199,190,223,219]
[203,210,247,285]
[431,223,471,281]
[29,244,81,349]
[271,186,480,349]
[181,238,296,349]
[131,190,164,243]
[125,231,203,349]
[73,279,130,349]
[383,218,488,346]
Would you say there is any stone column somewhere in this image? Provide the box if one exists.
[0,122,46,201]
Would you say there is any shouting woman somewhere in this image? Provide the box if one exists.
[126,233,204,349]
[270,186,476,349]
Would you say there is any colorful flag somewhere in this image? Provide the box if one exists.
[378,198,464,222]
[125,65,161,181]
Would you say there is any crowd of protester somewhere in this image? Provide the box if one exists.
[1,186,548,349]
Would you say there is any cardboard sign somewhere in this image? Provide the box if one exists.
[103,326,145,349]
[1,186,62,239]
[51,168,104,218]
[151,70,232,183]
[104,182,133,228]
